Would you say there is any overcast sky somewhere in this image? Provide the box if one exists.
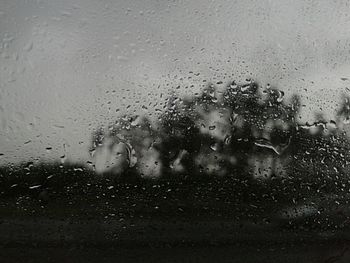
[1,0,350,165]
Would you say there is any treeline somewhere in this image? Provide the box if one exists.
[90,79,350,189]
[1,79,350,200]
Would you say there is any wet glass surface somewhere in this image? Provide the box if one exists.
[2,1,350,262]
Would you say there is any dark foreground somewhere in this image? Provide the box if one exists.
[1,171,350,262]
[2,242,350,263]
[0,218,350,263]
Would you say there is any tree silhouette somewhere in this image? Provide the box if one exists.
[337,95,350,131]
[157,94,201,178]
[89,79,350,192]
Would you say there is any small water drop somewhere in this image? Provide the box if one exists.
[25,162,34,170]
[60,154,66,164]
[89,148,96,157]
[23,42,33,52]
[224,135,232,145]
[276,90,284,102]
[29,185,41,190]
[46,147,52,152]
[210,143,218,151]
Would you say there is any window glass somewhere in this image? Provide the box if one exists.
[1,1,350,262]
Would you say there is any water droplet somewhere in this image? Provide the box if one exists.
[224,135,232,145]
[46,147,52,152]
[29,185,41,190]
[25,162,34,170]
[60,154,66,164]
[276,90,284,102]
[23,42,33,52]
[89,148,96,157]
[210,143,218,151]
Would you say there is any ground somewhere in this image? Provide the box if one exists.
[1,173,350,262]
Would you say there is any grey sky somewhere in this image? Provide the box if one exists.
[1,0,350,165]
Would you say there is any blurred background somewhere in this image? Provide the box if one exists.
[1,0,350,165]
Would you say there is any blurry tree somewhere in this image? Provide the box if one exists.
[337,95,350,131]
[89,79,350,192]
[157,94,201,177]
